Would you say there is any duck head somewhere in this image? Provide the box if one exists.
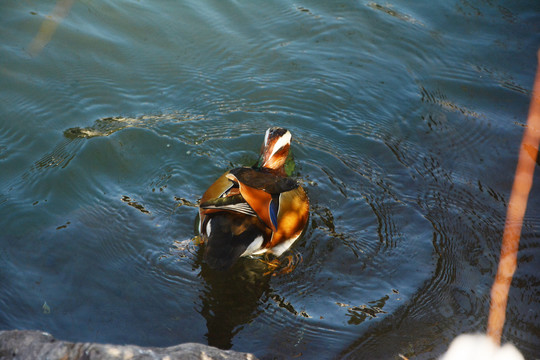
[257,127,291,173]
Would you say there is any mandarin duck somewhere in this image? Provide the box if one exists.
[198,127,309,270]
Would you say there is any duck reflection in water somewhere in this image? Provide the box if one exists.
[195,255,272,349]
[194,248,305,349]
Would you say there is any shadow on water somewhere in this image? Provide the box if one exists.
[195,256,271,350]
[192,246,306,350]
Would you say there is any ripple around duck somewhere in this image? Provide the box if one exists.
[416,91,500,157]
[144,245,201,290]
[240,265,361,357]
[337,239,493,359]
[296,128,423,261]
[364,112,510,215]
[290,102,513,358]
[247,309,356,359]
[241,245,418,358]
[335,180,503,357]
[239,146,438,356]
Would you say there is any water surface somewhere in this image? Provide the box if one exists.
[1,0,539,358]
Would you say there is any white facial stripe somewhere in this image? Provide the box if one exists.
[268,131,291,160]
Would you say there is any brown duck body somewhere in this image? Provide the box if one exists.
[198,128,309,270]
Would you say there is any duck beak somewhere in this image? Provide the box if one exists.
[259,127,291,171]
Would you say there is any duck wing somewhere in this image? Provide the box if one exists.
[200,194,257,217]
[199,172,257,218]
[226,167,298,232]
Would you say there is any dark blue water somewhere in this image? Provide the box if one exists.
[1,0,540,358]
